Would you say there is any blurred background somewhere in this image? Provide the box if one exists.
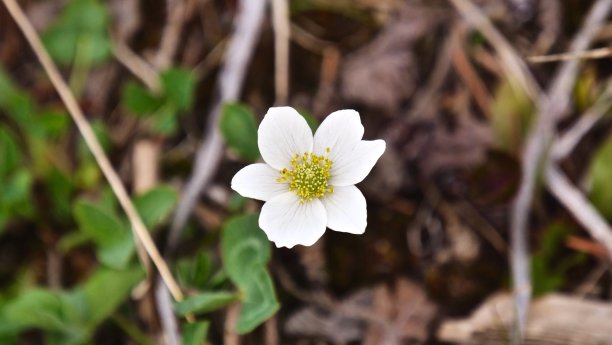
[1,0,612,344]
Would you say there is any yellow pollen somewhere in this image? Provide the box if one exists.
[277,149,333,203]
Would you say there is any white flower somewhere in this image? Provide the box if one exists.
[231,107,386,248]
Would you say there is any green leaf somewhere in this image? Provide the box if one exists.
[80,266,144,326]
[160,68,195,111]
[175,291,239,316]
[0,67,17,106]
[150,104,179,135]
[219,103,260,160]
[44,169,74,221]
[1,289,64,331]
[73,201,134,268]
[235,268,279,334]
[122,82,164,115]
[221,214,270,283]
[0,128,21,175]
[490,79,534,155]
[42,0,111,65]
[176,252,213,289]
[35,109,70,138]
[228,193,246,212]
[221,214,279,333]
[1,170,34,218]
[134,185,177,229]
[589,136,612,219]
[182,321,209,345]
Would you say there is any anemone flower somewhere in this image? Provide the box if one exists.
[231,107,385,248]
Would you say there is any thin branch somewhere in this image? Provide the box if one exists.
[545,165,612,258]
[112,38,161,92]
[1,0,185,303]
[448,0,542,101]
[545,80,612,261]
[271,0,290,105]
[528,46,612,64]
[510,0,612,339]
[552,81,612,160]
[168,0,267,249]
[155,0,267,341]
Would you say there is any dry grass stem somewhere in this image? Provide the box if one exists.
[545,166,612,258]
[448,0,541,101]
[271,0,290,105]
[168,0,267,248]
[528,46,612,63]
[510,0,612,339]
[112,39,161,92]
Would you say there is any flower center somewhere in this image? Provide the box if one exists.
[277,150,333,203]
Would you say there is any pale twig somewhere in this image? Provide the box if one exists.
[112,39,161,92]
[168,0,267,249]
[224,304,241,345]
[155,0,267,340]
[153,0,187,70]
[528,46,612,64]
[1,0,185,303]
[544,81,612,261]
[448,1,539,337]
[271,0,290,105]
[448,0,542,101]
[545,166,612,258]
[551,81,612,160]
[510,0,612,339]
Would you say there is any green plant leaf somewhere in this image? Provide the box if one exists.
[42,0,111,65]
[35,110,70,138]
[73,201,134,268]
[182,321,209,345]
[134,185,177,229]
[221,214,279,333]
[150,104,180,135]
[221,214,270,283]
[160,68,195,111]
[122,82,164,115]
[219,103,260,161]
[589,136,612,219]
[80,266,144,326]
[1,289,64,331]
[175,291,239,316]
[235,267,279,334]
[1,170,34,219]
[0,128,21,176]
[176,252,213,289]
[490,79,534,155]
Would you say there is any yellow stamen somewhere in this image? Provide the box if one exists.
[277,148,333,203]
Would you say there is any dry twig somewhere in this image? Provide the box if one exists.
[448,0,542,101]
[271,0,290,104]
[511,0,612,339]
[528,46,612,64]
[168,0,267,250]
[545,82,612,259]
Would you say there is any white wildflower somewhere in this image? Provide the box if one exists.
[231,107,386,248]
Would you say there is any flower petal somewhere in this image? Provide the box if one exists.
[330,139,386,186]
[313,109,364,161]
[259,192,327,248]
[322,185,367,234]
[258,107,313,170]
[231,163,288,201]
